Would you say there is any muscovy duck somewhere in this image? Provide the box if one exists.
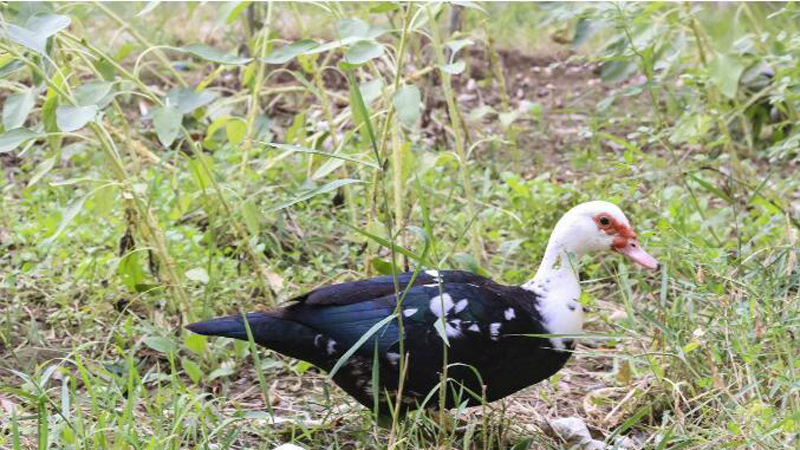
[188,201,658,413]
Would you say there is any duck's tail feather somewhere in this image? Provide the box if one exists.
[186,312,336,369]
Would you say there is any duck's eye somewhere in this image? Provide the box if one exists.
[599,216,610,226]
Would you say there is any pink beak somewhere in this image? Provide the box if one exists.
[615,240,659,270]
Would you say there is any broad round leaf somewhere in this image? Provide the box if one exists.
[392,85,422,127]
[5,24,47,55]
[75,81,114,107]
[261,40,318,64]
[167,88,218,114]
[445,38,474,55]
[360,79,384,105]
[439,60,466,75]
[56,105,98,132]
[337,18,370,38]
[6,14,71,54]
[152,105,183,147]
[225,119,246,145]
[344,40,384,65]
[3,88,38,130]
[0,128,38,153]
[178,44,252,65]
[26,14,72,36]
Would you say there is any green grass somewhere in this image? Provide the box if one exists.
[1,2,798,449]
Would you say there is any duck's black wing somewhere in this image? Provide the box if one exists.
[187,270,564,411]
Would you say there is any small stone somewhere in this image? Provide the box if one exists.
[273,444,307,450]
[547,417,603,449]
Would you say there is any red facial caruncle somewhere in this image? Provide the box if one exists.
[593,213,659,270]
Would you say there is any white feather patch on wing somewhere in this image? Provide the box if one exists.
[403,308,418,317]
[489,322,502,340]
[429,293,454,317]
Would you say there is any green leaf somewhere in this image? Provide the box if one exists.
[337,16,390,40]
[188,155,214,190]
[0,59,25,78]
[304,36,361,55]
[445,38,473,55]
[26,14,72,36]
[74,81,113,107]
[181,358,201,383]
[184,333,207,356]
[337,18,370,38]
[450,1,487,13]
[177,44,252,65]
[5,24,46,54]
[207,363,235,381]
[152,105,182,147]
[392,85,421,127]
[225,119,246,145]
[439,60,465,75]
[433,318,450,347]
[241,200,261,234]
[370,2,400,13]
[359,79,383,105]
[3,88,38,130]
[0,128,38,153]
[344,40,384,65]
[93,57,115,81]
[682,342,700,354]
[5,14,71,54]
[44,195,87,244]
[185,267,209,284]
[572,17,595,48]
[710,53,745,99]
[118,252,146,292]
[143,336,176,354]
[27,156,56,188]
[93,183,116,217]
[221,1,250,25]
[167,87,218,114]
[56,105,98,132]
[347,72,378,152]
[600,60,637,83]
[260,39,318,64]
[371,258,397,275]
[268,179,363,212]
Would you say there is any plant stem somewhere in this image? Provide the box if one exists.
[390,5,414,269]
[428,5,483,264]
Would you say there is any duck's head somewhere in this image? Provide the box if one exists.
[550,200,659,270]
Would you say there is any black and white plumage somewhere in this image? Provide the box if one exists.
[188,201,659,413]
